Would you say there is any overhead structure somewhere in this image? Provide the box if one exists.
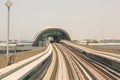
[33,26,71,46]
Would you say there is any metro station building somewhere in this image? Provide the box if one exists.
[33,26,71,46]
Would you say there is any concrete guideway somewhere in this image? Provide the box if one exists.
[0,41,120,80]
[61,40,120,62]
[35,42,120,80]
[0,44,52,80]
[61,41,120,73]
[52,44,69,80]
[61,41,120,77]
[54,43,120,80]
[56,44,92,80]
[43,44,70,80]
[42,45,57,80]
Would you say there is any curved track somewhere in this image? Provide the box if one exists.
[8,42,119,80]
[48,43,120,80]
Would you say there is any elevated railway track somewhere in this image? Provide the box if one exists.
[53,43,120,80]
[0,41,120,80]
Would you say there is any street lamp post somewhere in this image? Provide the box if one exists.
[6,0,13,55]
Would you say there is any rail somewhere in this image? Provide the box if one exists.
[61,40,120,73]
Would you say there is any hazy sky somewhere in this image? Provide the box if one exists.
[0,0,120,41]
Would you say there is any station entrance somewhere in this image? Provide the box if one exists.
[33,26,71,46]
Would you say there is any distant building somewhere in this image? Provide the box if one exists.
[100,39,120,43]
[79,40,87,45]
[0,41,4,43]
[0,40,33,54]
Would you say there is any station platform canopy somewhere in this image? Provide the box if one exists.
[33,26,71,46]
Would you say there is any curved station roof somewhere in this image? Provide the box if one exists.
[33,26,71,46]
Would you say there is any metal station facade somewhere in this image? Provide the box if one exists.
[33,26,71,46]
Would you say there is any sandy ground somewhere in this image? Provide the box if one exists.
[0,47,46,69]
[80,44,120,55]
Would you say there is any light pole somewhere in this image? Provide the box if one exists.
[5,0,13,55]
